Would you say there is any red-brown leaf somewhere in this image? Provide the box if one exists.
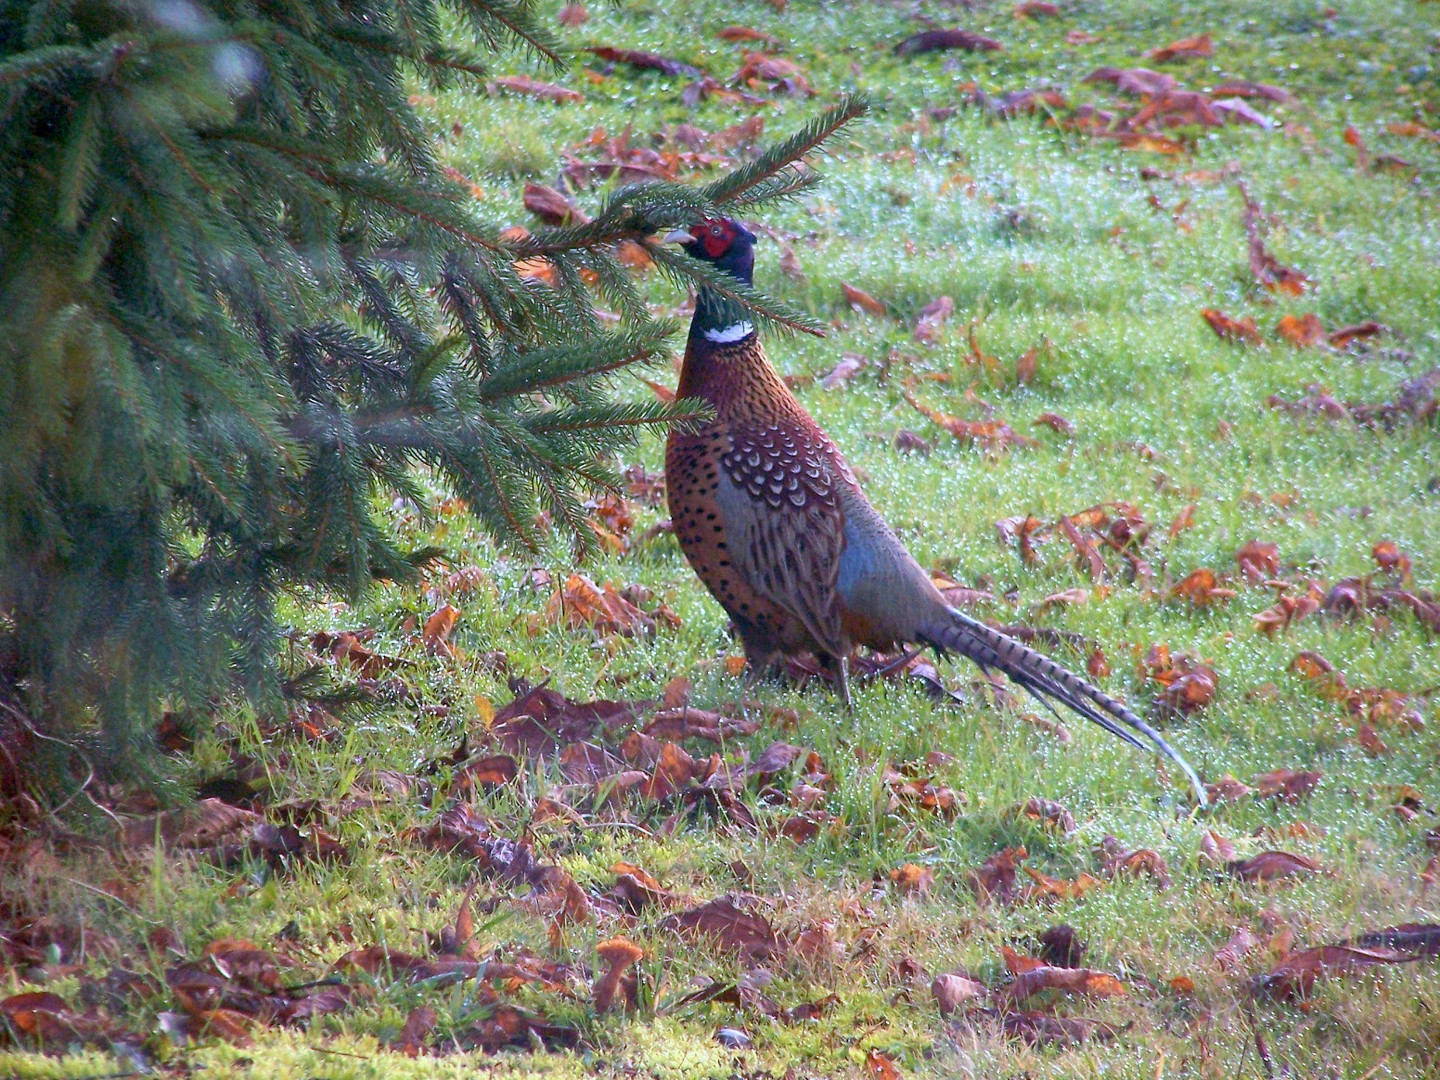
[1259,944,1416,999]
[1226,850,1322,881]
[841,282,888,317]
[1005,966,1127,1001]
[492,75,584,103]
[1147,33,1213,64]
[896,29,1003,56]
[1201,308,1261,344]
[1276,313,1326,347]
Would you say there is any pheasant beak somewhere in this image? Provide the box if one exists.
[662,227,695,245]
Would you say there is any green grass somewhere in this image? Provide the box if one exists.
[5,0,1440,1076]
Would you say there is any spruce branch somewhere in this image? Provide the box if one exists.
[701,93,869,206]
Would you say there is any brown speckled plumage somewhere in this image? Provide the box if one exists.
[663,218,1207,805]
[667,330,852,666]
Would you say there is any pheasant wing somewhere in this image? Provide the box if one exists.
[717,423,849,657]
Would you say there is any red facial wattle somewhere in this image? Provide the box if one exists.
[698,221,733,258]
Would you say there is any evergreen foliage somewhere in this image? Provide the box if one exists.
[0,0,865,793]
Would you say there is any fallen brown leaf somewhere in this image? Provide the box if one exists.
[1199,829,1238,864]
[1253,768,1322,803]
[1354,923,1440,956]
[1170,567,1237,606]
[1234,540,1280,583]
[659,896,782,960]
[1276,312,1326,347]
[866,1048,903,1080]
[492,75,584,104]
[1241,183,1310,295]
[1226,850,1322,882]
[390,1006,437,1056]
[968,846,1027,904]
[819,352,866,389]
[585,46,703,78]
[1004,966,1127,1001]
[895,29,1003,56]
[913,295,954,342]
[422,603,461,657]
[1032,412,1074,435]
[716,25,781,46]
[1258,943,1416,1000]
[1213,927,1258,970]
[892,863,936,896]
[1148,33,1213,63]
[1201,308,1262,344]
[932,972,988,1015]
[841,282,888,317]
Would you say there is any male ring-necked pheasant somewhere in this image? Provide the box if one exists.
[663,218,1206,804]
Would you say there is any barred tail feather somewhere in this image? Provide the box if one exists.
[927,607,1207,807]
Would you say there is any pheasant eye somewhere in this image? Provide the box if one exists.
[710,225,723,236]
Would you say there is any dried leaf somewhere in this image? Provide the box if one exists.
[1253,768,1322,803]
[1170,567,1235,606]
[866,1048,903,1080]
[1005,966,1127,1001]
[1147,33,1213,63]
[968,846,1027,904]
[819,352,866,390]
[1201,308,1261,344]
[1100,846,1171,890]
[523,182,589,226]
[1167,503,1197,539]
[492,75,584,104]
[390,1006,438,1056]
[1014,797,1077,834]
[1226,850,1322,881]
[1241,184,1310,295]
[1329,321,1387,349]
[1213,927,1258,970]
[585,46,703,78]
[659,896,781,960]
[904,389,1038,452]
[913,295,955,342]
[891,863,936,897]
[1082,66,1177,97]
[932,972,988,1015]
[1354,923,1440,956]
[1032,412,1074,435]
[422,603,461,657]
[895,29,1004,56]
[1022,866,1103,902]
[1234,540,1280,583]
[1259,944,1416,1000]
[1199,829,1238,864]
[841,282,888,317]
[1276,313,1326,347]
[1204,774,1253,804]
[717,25,781,46]
[1372,540,1412,577]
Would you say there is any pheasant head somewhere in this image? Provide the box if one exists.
[666,218,757,343]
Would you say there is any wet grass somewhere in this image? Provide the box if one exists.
[5,0,1440,1076]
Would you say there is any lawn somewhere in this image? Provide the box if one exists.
[3,0,1439,1076]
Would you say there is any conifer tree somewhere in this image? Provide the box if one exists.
[0,0,864,795]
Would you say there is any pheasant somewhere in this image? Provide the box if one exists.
[663,218,1207,805]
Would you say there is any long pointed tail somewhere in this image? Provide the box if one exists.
[924,606,1207,807]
